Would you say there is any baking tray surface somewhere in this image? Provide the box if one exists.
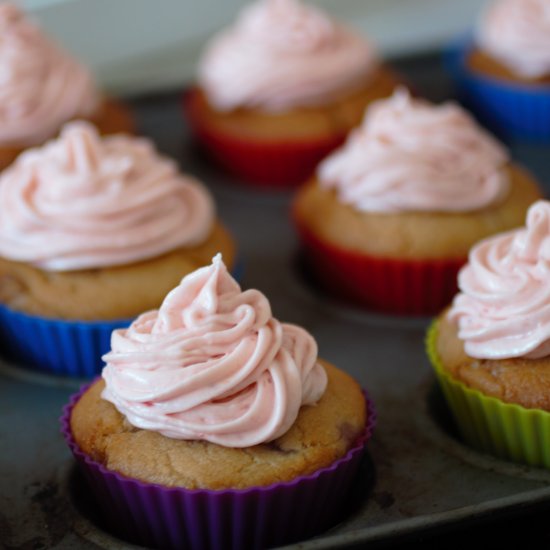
[2,52,550,549]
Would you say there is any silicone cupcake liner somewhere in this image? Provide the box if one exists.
[183,89,346,188]
[427,320,550,468]
[61,383,376,550]
[294,217,465,316]
[0,304,132,377]
[446,37,550,142]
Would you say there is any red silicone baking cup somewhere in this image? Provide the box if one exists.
[61,384,376,550]
[294,216,466,316]
[182,89,347,188]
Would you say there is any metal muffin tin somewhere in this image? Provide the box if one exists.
[2,52,550,549]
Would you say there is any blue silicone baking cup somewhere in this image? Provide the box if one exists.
[0,304,132,378]
[445,36,550,142]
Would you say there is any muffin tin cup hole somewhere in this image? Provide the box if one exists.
[422,377,550,482]
[65,464,146,549]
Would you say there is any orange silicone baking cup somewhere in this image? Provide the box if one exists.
[293,215,466,316]
[182,89,347,188]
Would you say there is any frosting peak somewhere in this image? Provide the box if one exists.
[64,122,102,173]
[0,121,214,271]
[239,0,335,52]
[318,89,510,213]
[449,201,550,359]
[198,0,377,111]
[101,255,328,447]
[0,3,99,146]
[477,0,550,79]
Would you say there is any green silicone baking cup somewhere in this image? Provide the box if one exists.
[426,320,550,468]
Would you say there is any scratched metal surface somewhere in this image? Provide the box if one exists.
[2,52,550,550]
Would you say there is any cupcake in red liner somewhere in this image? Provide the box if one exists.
[0,3,133,170]
[446,0,550,142]
[0,122,236,376]
[183,0,401,188]
[61,255,374,549]
[294,215,465,316]
[428,200,550,467]
[292,88,542,316]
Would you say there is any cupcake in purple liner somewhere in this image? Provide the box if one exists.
[447,0,550,141]
[62,254,373,549]
[0,122,237,376]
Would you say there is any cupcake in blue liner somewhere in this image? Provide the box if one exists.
[446,0,550,142]
[0,122,237,377]
[61,255,374,550]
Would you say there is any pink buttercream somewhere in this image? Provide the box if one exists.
[449,200,550,359]
[101,254,327,447]
[477,0,550,79]
[318,89,509,213]
[0,121,214,271]
[0,3,99,146]
[198,0,377,112]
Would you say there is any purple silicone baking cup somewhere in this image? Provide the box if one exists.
[0,304,132,377]
[445,36,550,142]
[61,383,376,550]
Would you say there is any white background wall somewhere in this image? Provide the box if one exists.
[21,0,486,95]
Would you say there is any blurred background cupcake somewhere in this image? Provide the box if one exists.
[447,0,550,141]
[293,88,543,316]
[0,3,134,170]
[62,254,374,550]
[428,200,550,467]
[0,121,236,377]
[184,0,402,188]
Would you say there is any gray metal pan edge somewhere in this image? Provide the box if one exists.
[2,52,550,549]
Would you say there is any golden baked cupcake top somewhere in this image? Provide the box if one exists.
[101,254,328,448]
[198,0,378,112]
[71,255,366,489]
[0,3,99,146]
[0,121,214,271]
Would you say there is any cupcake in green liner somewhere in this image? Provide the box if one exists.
[427,199,550,468]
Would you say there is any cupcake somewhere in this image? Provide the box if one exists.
[61,254,374,549]
[184,0,401,188]
[0,121,236,376]
[447,0,550,140]
[292,89,542,316]
[428,200,550,467]
[0,3,133,169]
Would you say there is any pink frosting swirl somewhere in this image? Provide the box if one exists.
[198,0,377,111]
[101,254,327,447]
[449,200,550,359]
[318,89,509,213]
[477,0,550,79]
[0,3,99,146]
[0,121,214,271]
